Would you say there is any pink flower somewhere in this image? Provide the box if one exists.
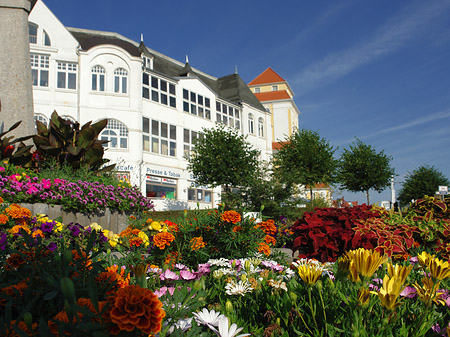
[160,269,179,281]
[0,167,4,172]
[400,286,417,298]
[42,179,52,189]
[180,270,196,280]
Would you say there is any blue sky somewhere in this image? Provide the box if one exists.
[42,0,450,205]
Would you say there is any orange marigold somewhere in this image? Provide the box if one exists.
[258,242,271,256]
[164,251,180,268]
[221,210,241,224]
[232,225,242,232]
[4,320,38,337]
[9,224,31,235]
[0,214,8,224]
[109,285,165,335]
[96,265,130,295]
[5,204,31,219]
[5,253,26,271]
[190,236,207,251]
[0,280,28,306]
[257,220,277,235]
[153,232,175,250]
[264,235,276,245]
[32,229,44,238]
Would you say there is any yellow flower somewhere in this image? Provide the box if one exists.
[88,222,102,231]
[53,221,63,232]
[150,221,162,232]
[298,264,323,285]
[138,231,150,247]
[376,274,403,310]
[348,261,361,282]
[103,230,120,248]
[351,248,387,278]
[417,251,435,270]
[357,287,371,307]
[413,277,445,305]
[429,258,450,281]
[386,263,413,285]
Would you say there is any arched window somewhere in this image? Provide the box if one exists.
[100,119,128,149]
[91,66,105,92]
[34,113,48,128]
[248,113,254,134]
[29,23,38,44]
[43,30,51,46]
[258,117,264,137]
[114,68,128,94]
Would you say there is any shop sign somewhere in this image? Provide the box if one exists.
[147,176,161,183]
[162,178,177,185]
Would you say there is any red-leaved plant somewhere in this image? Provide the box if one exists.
[289,205,384,262]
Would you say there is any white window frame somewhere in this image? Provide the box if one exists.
[188,186,212,203]
[182,89,211,119]
[272,85,278,91]
[114,68,128,94]
[100,119,128,149]
[34,113,48,128]
[142,73,176,108]
[248,113,255,134]
[30,53,49,87]
[215,101,241,130]
[91,65,105,92]
[258,117,264,137]
[254,87,260,93]
[43,30,51,46]
[57,62,77,90]
[142,117,177,157]
[29,23,38,44]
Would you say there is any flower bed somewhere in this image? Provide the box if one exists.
[2,197,450,336]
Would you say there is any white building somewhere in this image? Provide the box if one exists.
[28,0,273,211]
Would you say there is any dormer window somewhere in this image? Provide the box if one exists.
[272,85,278,91]
[254,87,260,93]
[142,56,153,70]
[29,23,38,44]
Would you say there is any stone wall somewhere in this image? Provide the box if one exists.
[21,203,129,233]
[0,0,35,137]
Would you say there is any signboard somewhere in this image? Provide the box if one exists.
[147,175,161,183]
[439,186,448,195]
[162,178,177,185]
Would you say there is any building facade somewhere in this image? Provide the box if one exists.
[28,0,273,211]
[248,67,300,145]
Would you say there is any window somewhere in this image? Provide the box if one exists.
[248,113,254,134]
[30,54,49,87]
[142,56,152,70]
[182,89,210,119]
[146,176,177,199]
[188,186,212,203]
[57,62,77,90]
[142,73,176,107]
[142,117,176,157]
[254,87,260,93]
[183,128,204,159]
[114,68,128,94]
[34,114,48,128]
[272,85,278,91]
[100,119,128,149]
[43,30,51,46]
[258,117,264,137]
[29,23,37,44]
[91,66,105,91]
[216,101,240,129]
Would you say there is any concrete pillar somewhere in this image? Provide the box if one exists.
[0,0,34,138]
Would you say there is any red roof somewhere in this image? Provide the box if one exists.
[248,67,286,86]
[254,90,290,102]
[272,141,290,150]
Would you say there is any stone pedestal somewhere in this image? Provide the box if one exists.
[0,0,34,137]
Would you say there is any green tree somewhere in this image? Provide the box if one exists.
[273,129,337,201]
[338,138,395,204]
[187,124,260,194]
[398,165,449,205]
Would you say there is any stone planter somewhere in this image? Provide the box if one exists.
[20,203,128,233]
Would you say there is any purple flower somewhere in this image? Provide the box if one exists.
[0,232,7,250]
[47,242,57,252]
[160,269,179,281]
[180,270,196,280]
[68,223,82,237]
[400,286,417,298]
[41,221,55,233]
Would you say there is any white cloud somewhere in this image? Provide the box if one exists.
[292,1,450,92]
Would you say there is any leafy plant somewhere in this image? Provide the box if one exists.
[0,120,33,167]
[33,110,114,172]
[289,205,384,262]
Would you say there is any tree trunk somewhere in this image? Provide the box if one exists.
[366,190,370,205]
[310,186,314,203]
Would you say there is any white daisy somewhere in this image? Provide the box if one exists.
[208,258,230,267]
[217,317,251,337]
[225,280,253,296]
[193,308,225,328]
[268,279,287,291]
